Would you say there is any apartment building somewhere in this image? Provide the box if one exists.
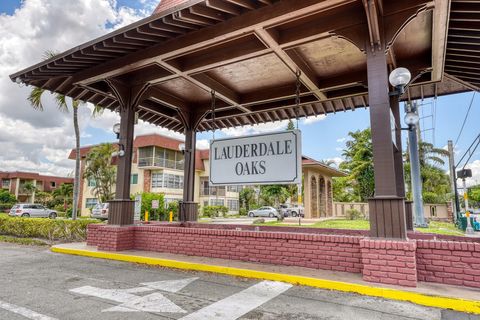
[0,171,73,203]
[69,134,241,216]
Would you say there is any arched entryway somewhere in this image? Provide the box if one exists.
[311,176,318,217]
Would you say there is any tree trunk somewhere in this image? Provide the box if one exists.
[72,105,80,220]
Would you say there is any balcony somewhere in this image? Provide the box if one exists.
[138,157,184,170]
[200,187,226,197]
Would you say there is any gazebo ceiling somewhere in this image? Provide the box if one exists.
[10,0,479,133]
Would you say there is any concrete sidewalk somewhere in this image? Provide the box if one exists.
[52,242,480,315]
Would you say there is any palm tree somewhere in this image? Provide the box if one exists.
[28,51,102,220]
[22,182,37,203]
[53,183,73,211]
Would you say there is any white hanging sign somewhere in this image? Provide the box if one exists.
[209,130,302,186]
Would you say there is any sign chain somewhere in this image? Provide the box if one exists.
[211,90,217,140]
[295,70,301,129]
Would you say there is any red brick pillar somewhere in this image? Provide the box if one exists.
[360,238,417,287]
[143,170,151,193]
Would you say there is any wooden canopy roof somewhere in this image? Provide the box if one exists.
[10,0,479,133]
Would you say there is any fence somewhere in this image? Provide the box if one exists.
[333,202,450,221]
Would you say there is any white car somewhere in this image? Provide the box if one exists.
[286,204,304,217]
[9,204,57,219]
[248,206,280,218]
[91,203,109,220]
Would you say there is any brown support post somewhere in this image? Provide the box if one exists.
[178,110,206,222]
[367,41,407,239]
[106,79,150,226]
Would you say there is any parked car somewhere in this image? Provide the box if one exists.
[9,204,57,219]
[248,206,280,218]
[286,204,304,217]
[91,203,109,220]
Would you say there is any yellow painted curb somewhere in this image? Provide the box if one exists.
[51,246,480,314]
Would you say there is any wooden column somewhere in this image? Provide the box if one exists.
[367,42,406,239]
[179,110,207,222]
[106,79,149,226]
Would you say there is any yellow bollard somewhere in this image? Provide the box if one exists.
[145,210,149,222]
[169,211,173,222]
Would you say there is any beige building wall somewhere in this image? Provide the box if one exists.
[303,167,334,219]
[79,153,240,216]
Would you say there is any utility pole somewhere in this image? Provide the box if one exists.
[405,102,427,227]
[447,140,458,223]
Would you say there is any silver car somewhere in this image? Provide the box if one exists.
[91,203,109,220]
[248,206,280,218]
[9,204,57,219]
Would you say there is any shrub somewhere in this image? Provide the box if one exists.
[346,209,363,220]
[0,203,15,213]
[202,205,228,218]
[0,190,16,203]
[239,208,247,216]
[0,214,101,243]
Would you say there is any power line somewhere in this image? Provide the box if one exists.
[454,92,476,148]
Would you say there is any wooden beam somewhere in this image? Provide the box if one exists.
[70,0,349,85]
[255,28,327,100]
[431,0,450,82]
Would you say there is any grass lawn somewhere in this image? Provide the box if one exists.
[0,235,48,246]
[258,219,465,236]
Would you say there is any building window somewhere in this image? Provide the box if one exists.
[227,199,239,211]
[50,181,56,188]
[87,178,96,187]
[210,199,225,206]
[227,185,241,193]
[151,172,183,189]
[1,179,9,189]
[203,200,209,207]
[86,198,98,209]
[131,174,138,185]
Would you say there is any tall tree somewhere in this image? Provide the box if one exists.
[239,187,256,211]
[53,183,73,211]
[259,185,290,207]
[22,182,37,203]
[28,51,102,220]
[287,119,295,130]
[83,143,116,203]
[339,128,374,201]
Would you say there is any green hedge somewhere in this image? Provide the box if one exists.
[0,214,102,242]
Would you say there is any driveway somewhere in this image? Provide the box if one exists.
[0,243,477,320]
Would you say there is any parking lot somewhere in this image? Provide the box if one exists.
[0,243,478,320]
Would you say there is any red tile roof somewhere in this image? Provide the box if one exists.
[153,0,188,15]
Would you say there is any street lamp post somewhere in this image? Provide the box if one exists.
[404,103,427,227]
[388,67,427,228]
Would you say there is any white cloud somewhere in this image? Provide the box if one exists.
[196,139,210,150]
[336,137,346,143]
[0,0,156,176]
[220,120,289,137]
[335,147,343,152]
[325,157,344,168]
[302,115,326,125]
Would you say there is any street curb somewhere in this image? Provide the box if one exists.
[51,246,480,314]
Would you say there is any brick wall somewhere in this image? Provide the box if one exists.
[87,224,134,251]
[360,239,417,287]
[86,224,480,289]
[416,240,480,289]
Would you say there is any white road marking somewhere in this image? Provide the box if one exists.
[0,300,58,320]
[103,292,186,313]
[179,280,292,320]
[141,277,198,293]
[70,282,190,313]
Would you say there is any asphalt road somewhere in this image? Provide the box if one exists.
[0,243,478,320]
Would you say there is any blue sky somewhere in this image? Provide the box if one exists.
[0,0,479,182]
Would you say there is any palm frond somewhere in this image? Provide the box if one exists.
[27,87,45,111]
[91,104,104,118]
[55,94,69,112]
